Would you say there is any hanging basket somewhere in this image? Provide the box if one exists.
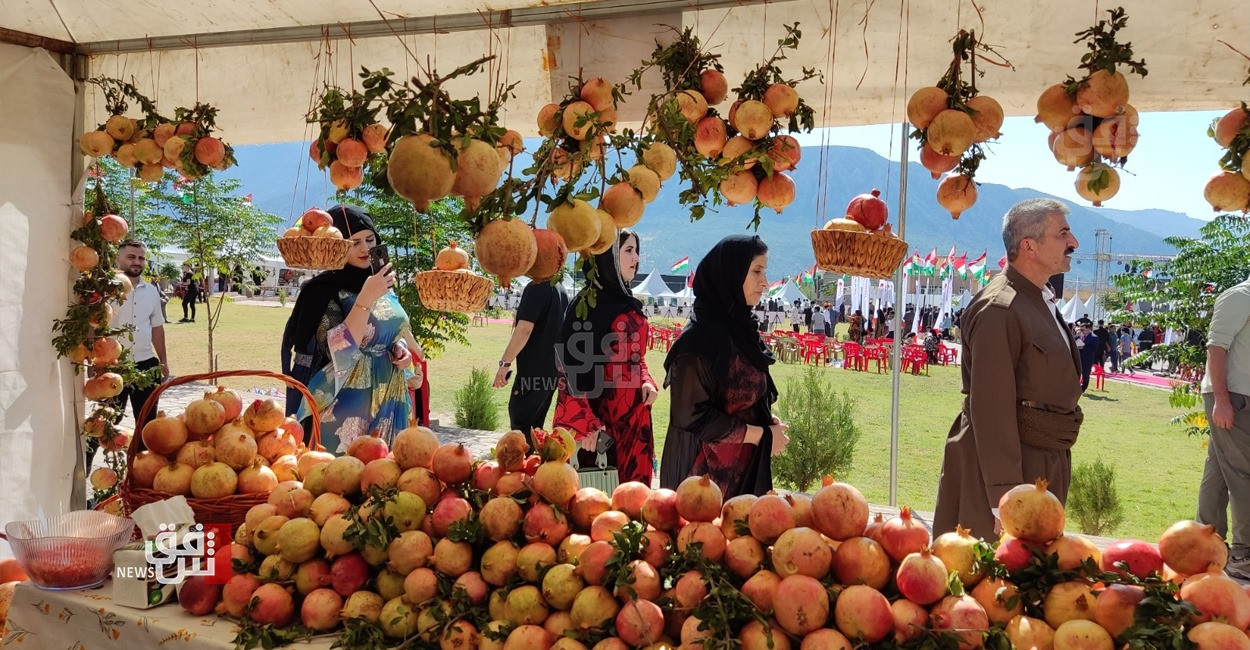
[414,270,494,313]
[119,370,322,532]
[275,236,352,270]
[811,229,909,279]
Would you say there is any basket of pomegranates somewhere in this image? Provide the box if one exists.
[811,188,909,279]
[3,511,135,590]
[119,370,326,532]
[276,208,353,270]
[414,241,494,313]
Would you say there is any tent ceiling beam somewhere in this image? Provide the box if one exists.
[0,26,75,54]
[75,0,777,56]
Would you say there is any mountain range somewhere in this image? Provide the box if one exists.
[222,142,1208,281]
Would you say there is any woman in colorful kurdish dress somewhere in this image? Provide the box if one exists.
[286,205,417,453]
[554,229,658,485]
[659,234,790,498]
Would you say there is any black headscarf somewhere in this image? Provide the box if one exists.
[665,234,777,382]
[559,230,645,396]
[285,204,377,362]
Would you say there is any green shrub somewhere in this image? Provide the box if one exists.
[1067,457,1125,536]
[455,367,500,431]
[772,366,862,492]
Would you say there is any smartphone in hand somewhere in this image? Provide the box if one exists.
[368,244,390,274]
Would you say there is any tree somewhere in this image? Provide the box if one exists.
[146,175,283,373]
[341,190,475,358]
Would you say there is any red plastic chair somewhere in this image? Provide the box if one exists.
[938,346,958,366]
[841,342,865,371]
[801,339,826,366]
[1090,364,1105,391]
[864,346,890,373]
[903,346,929,375]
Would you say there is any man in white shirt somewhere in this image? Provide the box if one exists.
[109,240,170,426]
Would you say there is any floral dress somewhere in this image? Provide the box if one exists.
[554,311,655,485]
[296,290,413,453]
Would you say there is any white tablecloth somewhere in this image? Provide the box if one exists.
[2,581,337,649]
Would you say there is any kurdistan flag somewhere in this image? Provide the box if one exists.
[967,251,987,278]
[924,249,939,276]
[671,256,690,273]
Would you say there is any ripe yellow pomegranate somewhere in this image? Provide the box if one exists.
[70,245,100,272]
[626,165,661,203]
[598,106,618,133]
[600,182,645,228]
[1214,108,1250,148]
[387,134,455,212]
[640,142,677,181]
[926,110,976,156]
[1203,171,1250,213]
[537,103,561,136]
[762,83,799,117]
[675,90,709,124]
[152,122,176,147]
[1075,163,1120,207]
[700,69,729,105]
[526,229,569,282]
[1050,126,1095,171]
[562,101,596,140]
[757,172,795,213]
[497,130,524,162]
[907,87,949,130]
[133,138,163,165]
[79,131,115,157]
[694,117,728,158]
[163,135,187,164]
[547,200,601,253]
[937,174,978,219]
[435,242,472,271]
[966,95,1004,142]
[579,78,615,112]
[732,100,773,140]
[451,139,504,210]
[138,163,164,183]
[476,218,537,287]
[1092,115,1138,160]
[588,210,618,255]
[767,135,801,171]
[1035,84,1080,132]
[326,120,349,144]
[720,171,759,206]
[362,123,388,153]
[105,115,136,141]
[721,136,757,169]
[1076,69,1130,118]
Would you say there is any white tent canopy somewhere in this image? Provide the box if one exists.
[771,280,806,305]
[632,269,680,298]
[1061,294,1083,323]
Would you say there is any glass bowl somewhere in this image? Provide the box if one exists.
[3,510,135,590]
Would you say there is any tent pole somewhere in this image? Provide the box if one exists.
[889,122,909,508]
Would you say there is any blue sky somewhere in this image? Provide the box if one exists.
[796,110,1227,221]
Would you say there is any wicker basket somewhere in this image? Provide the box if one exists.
[810,229,909,279]
[119,370,322,532]
[415,269,494,313]
[275,236,352,270]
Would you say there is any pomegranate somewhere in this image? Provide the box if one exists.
[214,424,258,470]
[300,587,343,631]
[763,83,800,118]
[379,597,418,638]
[895,548,949,605]
[193,137,225,167]
[637,488,678,531]
[733,100,774,139]
[133,139,163,166]
[700,69,729,104]
[244,398,284,433]
[479,496,523,542]
[908,87,950,129]
[84,373,124,401]
[270,454,299,482]
[1214,107,1250,148]
[676,521,727,563]
[522,229,570,282]
[360,458,401,491]
[619,559,661,602]
[626,165,661,203]
[476,217,537,286]
[930,594,989,649]
[431,496,474,538]
[523,502,571,544]
[480,540,520,587]
[770,527,831,579]
[1100,539,1163,580]
[937,174,978,219]
[1181,569,1250,628]
[1046,533,1101,571]
[1035,84,1080,131]
[694,116,728,158]
[1042,580,1097,628]
[999,479,1066,543]
[675,89,709,124]
[451,139,504,208]
[571,586,620,630]
[88,335,122,365]
[927,109,976,156]
[1188,621,1250,649]
[141,411,188,456]
[433,537,474,578]
[1006,615,1055,649]
[1093,583,1144,638]
[995,535,1038,573]
[971,576,1024,625]
[345,435,386,465]
[514,543,556,585]
[640,530,671,568]
[757,172,796,212]
[682,615,712,649]
[891,598,929,644]
[675,571,710,609]
[832,584,892,642]
[1053,619,1113,650]
[204,386,243,421]
[674,474,723,522]
[537,103,561,136]
[609,481,648,517]
[89,467,118,490]
[590,510,630,543]
[388,133,455,211]
[1076,69,1130,118]
[189,461,237,498]
[1204,171,1250,213]
[879,505,931,562]
[178,575,222,616]
[741,570,781,612]
[615,599,665,646]
[933,525,983,586]
[576,541,615,586]
[342,590,384,623]
[967,95,1004,142]
[308,493,350,527]
[319,515,354,557]
[831,536,891,589]
[360,123,388,153]
[640,141,677,181]
[532,460,580,506]
[69,245,100,272]
[221,574,262,617]
[1159,520,1229,576]
[79,130,115,157]
[720,170,760,206]
[568,487,612,532]
[740,619,791,650]
[722,135,758,168]
[579,77,615,111]
[561,100,596,140]
[153,461,194,495]
[270,482,313,518]
[397,467,441,505]
[385,530,434,576]
[257,430,299,463]
[430,443,473,484]
[811,480,869,541]
[846,188,888,231]
[472,460,503,492]
[787,493,814,528]
[1092,115,1138,159]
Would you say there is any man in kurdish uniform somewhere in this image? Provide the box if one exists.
[934,198,1083,539]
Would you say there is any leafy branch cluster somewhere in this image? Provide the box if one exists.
[1210,102,1250,173]
[86,76,168,131]
[172,102,239,179]
[343,485,403,553]
[1069,6,1149,79]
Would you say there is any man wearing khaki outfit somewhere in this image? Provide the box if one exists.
[1198,277,1250,580]
[934,198,1083,539]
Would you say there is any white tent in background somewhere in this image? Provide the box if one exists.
[1083,293,1100,320]
[632,270,679,298]
[772,280,806,305]
[958,289,973,308]
[1061,295,1082,323]
[675,287,694,305]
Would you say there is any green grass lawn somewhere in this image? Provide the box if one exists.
[162,298,1204,540]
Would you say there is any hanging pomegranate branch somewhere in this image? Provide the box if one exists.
[166,103,238,180]
[306,82,389,193]
[907,29,1012,219]
[1036,6,1147,207]
[79,77,169,184]
[1203,45,1250,213]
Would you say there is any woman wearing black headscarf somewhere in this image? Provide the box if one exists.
[554,229,657,485]
[659,234,790,498]
[281,205,418,453]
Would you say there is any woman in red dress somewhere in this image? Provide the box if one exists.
[659,234,790,498]
[554,230,658,485]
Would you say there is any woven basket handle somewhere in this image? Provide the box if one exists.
[127,370,323,470]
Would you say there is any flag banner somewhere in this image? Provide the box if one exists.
[671,256,690,273]
[997,254,1008,269]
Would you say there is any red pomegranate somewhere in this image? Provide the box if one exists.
[846,189,888,231]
